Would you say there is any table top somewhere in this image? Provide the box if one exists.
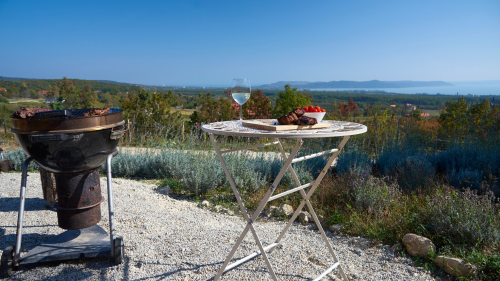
[202,119,367,138]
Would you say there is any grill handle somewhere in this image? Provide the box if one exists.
[30,133,83,142]
[110,125,128,140]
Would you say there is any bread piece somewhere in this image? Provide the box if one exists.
[294,116,317,125]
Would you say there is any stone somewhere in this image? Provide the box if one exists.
[434,256,476,277]
[275,204,294,217]
[0,159,13,172]
[329,224,343,232]
[317,214,325,223]
[350,238,371,250]
[158,185,171,195]
[200,200,210,207]
[402,233,436,258]
[297,211,310,223]
[214,205,223,212]
[220,208,234,216]
[264,206,278,218]
[390,243,402,253]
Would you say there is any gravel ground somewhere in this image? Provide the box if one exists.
[0,172,437,281]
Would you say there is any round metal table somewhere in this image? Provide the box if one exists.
[202,119,367,281]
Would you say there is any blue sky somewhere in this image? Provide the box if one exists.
[0,0,499,86]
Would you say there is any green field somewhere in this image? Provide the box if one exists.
[420,109,441,117]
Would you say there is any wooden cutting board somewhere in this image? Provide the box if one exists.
[242,120,331,131]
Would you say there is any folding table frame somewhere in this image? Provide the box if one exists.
[208,133,351,281]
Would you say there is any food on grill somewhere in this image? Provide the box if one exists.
[295,116,318,125]
[12,107,112,119]
[13,107,52,119]
[277,107,317,125]
[83,108,111,116]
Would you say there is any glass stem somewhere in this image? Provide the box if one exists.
[240,105,243,121]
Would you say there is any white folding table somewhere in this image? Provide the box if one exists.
[202,119,367,281]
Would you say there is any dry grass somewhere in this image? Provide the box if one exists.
[171,107,194,115]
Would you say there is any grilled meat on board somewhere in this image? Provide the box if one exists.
[277,107,317,125]
[295,116,317,125]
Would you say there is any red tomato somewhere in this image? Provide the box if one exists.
[315,106,321,111]
[315,109,320,112]
[320,108,326,112]
[302,107,308,112]
[308,105,314,112]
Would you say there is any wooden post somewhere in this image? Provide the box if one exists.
[127,119,131,143]
[182,122,185,141]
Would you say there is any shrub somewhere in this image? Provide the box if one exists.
[348,173,402,215]
[447,168,483,190]
[434,145,500,190]
[336,150,372,176]
[427,187,500,248]
[4,148,39,171]
[103,149,316,195]
[374,148,435,190]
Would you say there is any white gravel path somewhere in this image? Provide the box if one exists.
[0,172,437,281]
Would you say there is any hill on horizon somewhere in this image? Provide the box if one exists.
[258,80,454,89]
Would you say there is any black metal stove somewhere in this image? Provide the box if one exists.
[1,108,127,277]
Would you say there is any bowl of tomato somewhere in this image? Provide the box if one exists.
[302,105,326,122]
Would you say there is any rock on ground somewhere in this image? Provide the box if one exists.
[434,256,476,277]
[275,204,293,217]
[297,211,310,223]
[0,172,436,280]
[403,233,436,258]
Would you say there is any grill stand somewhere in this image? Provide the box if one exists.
[1,151,123,277]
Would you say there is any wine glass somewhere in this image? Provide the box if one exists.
[231,78,251,123]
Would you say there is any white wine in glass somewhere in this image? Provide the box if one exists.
[231,78,251,122]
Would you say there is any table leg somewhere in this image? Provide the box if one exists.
[209,134,350,281]
[272,136,350,281]
[210,134,302,280]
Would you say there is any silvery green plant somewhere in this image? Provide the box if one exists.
[336,150,372,176]
[101,148,316,195]
[428,187,500,248]
[447,168,483,190]
[348,173,402,215]
[3,148,38,171]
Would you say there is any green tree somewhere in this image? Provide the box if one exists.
[272,84,312,117]
[7,85,19,98]
[190,93,231,123]
[51,77,99,109]
[411,108,422,120]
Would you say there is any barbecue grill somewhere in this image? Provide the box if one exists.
[1,108,127,277]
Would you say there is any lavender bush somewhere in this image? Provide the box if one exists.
[348,173,402,215]
[428,187,500,248]
[336,150,372,176]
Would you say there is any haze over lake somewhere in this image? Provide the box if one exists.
[308,81,500,96]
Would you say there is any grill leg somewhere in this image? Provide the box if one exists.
[14,157,33,266]
[106,150,118,256]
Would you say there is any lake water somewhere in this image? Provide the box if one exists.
[308,81,500,96]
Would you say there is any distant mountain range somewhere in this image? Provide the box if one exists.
[258,80,454,89]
